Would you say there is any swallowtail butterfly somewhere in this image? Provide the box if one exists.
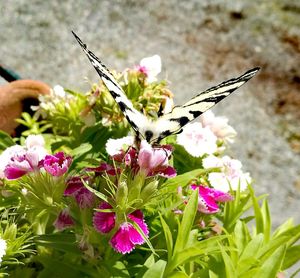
[72,31,259,145]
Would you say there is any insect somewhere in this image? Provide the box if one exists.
[72,31,259,145]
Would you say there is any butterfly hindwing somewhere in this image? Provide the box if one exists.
[72,31,149,137]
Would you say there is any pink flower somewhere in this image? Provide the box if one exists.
[110,211,149,254]
[177,122,218,157]
[138,140,176,178]
[64,177,95,208]
[43,152,72,177]
[93,204,149,254]
[191,184,233,214]
[93,202,116,234]
[53,209,74,231]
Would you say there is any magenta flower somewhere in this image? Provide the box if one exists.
[43,152,72,177]
[110,210,149,254]
[93,204,149,253]
[191,184,233,214]
[64,176,95,208]
[138,140,176,178]
[93,202,116,234]
[53,209,74,231]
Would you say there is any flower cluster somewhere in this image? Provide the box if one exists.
[2,54,294,278]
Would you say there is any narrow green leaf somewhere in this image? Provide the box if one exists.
[167,236,228,273]
[159,213,174,261]
[143,260,167,278]
[282,245,300,270]
[173,189,198,255]
[253,245,286,278]
[162,168,214,191]
[233,220,248,256]
[261,199,271,242]
[248,186,264,234]
[239,234,264,263]
[69,143,92,156]
[220,243,237,278]
[168,271,189,278]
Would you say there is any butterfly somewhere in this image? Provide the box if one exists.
[72,31,259,145]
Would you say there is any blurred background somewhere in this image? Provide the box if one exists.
[0,0,299,227]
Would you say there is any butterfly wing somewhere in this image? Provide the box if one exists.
[72,31,148,137]
[151,67,260,143]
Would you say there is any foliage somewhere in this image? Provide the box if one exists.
[0,55,299,277]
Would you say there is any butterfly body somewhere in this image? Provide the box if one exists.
[72,31,259,145]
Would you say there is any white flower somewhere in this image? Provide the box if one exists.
[105,136,135,156]
[200,111,237,143]
[203,155,251,192]
[25,135,45,149]
[0,237,7,264]
[52,85,66,98]
[176,122,218,157]
[139,55,162,83]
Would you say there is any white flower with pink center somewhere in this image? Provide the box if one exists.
[138,55,161,83]
[0,135,49,180]
[203,155,251,192]
[200,111,237,143]
[176,122,218,157]
[0,145,25,178]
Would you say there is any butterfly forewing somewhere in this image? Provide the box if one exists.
[152,67,260,143]
[72,31,149,137]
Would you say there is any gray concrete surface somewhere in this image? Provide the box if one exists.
[1,0,299,230]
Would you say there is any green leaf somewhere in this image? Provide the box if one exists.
[220,243,237,278]
[172,144,203,174]
[159,213,174,262]
[173,189,198,255]
[0,131,15,151]
[239,234,264,264]
[34,234,81,255]
[253,244,286,278]
[249,186,264,235]
[69,142,93,156]
[282,245,300,270]
[233,220,249,256]
[168,271,189,278]
[261,199,271,242]
[162,168,212,191]
[167,236,228,274]
[143,260,167,278]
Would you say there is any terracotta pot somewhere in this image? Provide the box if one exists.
[0,80,50,135]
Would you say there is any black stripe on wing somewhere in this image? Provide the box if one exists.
[72,31,146,136]
[154,67,260,143]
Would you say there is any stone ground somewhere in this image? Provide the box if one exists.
[0,0,300,263]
